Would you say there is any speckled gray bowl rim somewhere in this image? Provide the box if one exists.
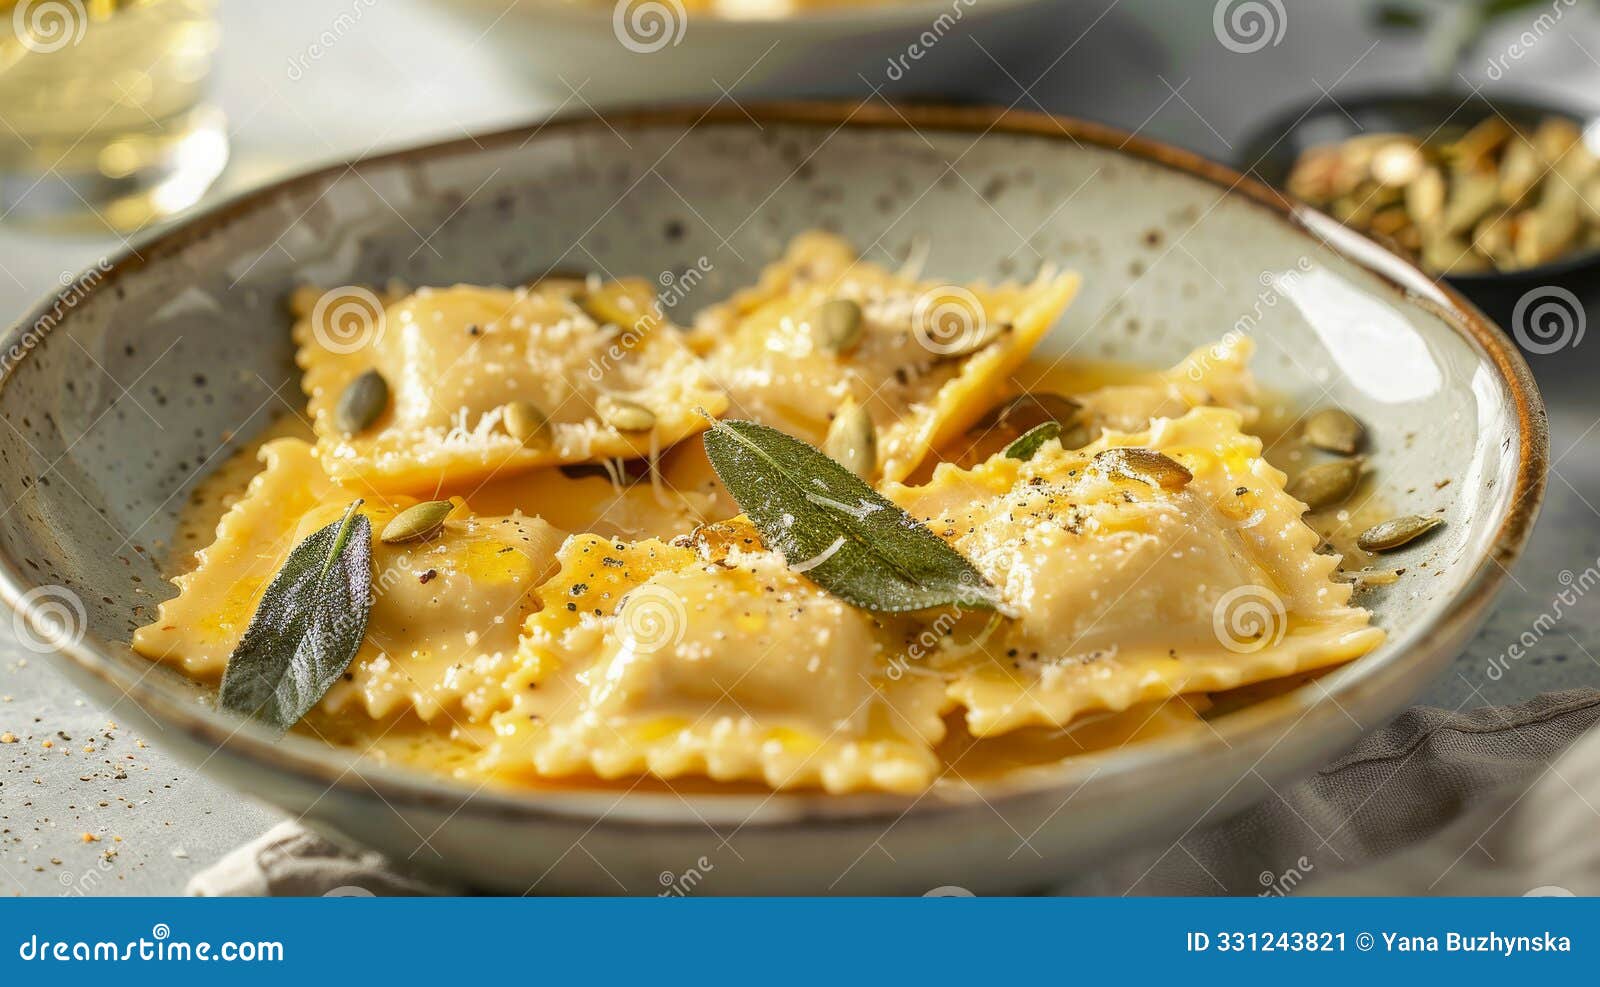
[0,102,1549,830]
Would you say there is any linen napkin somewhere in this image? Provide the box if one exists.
[189,688,1600,897]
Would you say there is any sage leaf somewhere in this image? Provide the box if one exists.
[219,501,374,733]
[1004,421,1062,461]
[701,417,997,613]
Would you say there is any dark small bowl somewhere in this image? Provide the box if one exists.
[1237,89,1600,343]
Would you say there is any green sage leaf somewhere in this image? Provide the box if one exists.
[1004,421,1062,461]
[701,418,997,613]
[219,501,374,732]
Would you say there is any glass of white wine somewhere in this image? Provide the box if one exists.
[0,0,225,232]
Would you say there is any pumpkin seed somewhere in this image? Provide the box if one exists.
[1404,166,1446,226]
[1452,116,1512,166]
[1288,114,1599,275]
[1356,514,1444,552]
[1288,457,1363,511]
[676,520,757,562]
[503,400,549,444]
[1532,116,1581,165]
[1420,230,1490,275]
[380,500,453,544]
[577,283,653,332]
[815,298,863,354]
[824,399,876,478]
[1514,195,1580,268]
[1581,176,1600,225]
[1303,408,1365,455]
[599,395,656,432]
[334,369,388,436]
[1496,138,1541,204]
[1473,213,1516,268]
[1342,567,1400,587]
[1093,447,1192,491]
[1371,140,1424,187]
[1442,170,1499,236]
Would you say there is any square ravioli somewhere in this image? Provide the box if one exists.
[132,439,563,723]
[691,232,1080,482]
[886,407,1384,736]
[951,333,1260,467]
[1071,332,1259,434]
[477,523,950,794]
[296,280,727,493]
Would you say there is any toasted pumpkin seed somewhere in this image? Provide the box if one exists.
[599,395,656,432]
[1420,230,1490,275]
[1288,457,1363,511]
[1452,116,1513,166]
[676,520,755,562]
[1342,567,1401,587]
[815,298,863,354]
[503,400,549,444]
[824,399,876,478]
[1093,447,1192,491]
[1371,140,1424,187]
[1303,408,1365,455]
[1514,198,1580,268]
[1497,138,1541,204]
[1442,170,1499,236]
[380,500,453,544]
[334,369,388,436]
[1532,116,1582,165]
[1356,515,1444,552]
[577,283,653,332]
[1405,166,1446,225]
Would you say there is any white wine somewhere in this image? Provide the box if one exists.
[0,0,225,230]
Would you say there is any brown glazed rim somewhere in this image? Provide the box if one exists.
[0,101,1549,831]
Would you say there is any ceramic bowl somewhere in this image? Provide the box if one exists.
[1238,89,1600,338]
[0,103,1546,895]
[430,0,1049,104]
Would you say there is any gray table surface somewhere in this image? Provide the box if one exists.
[3,0,1598,895]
